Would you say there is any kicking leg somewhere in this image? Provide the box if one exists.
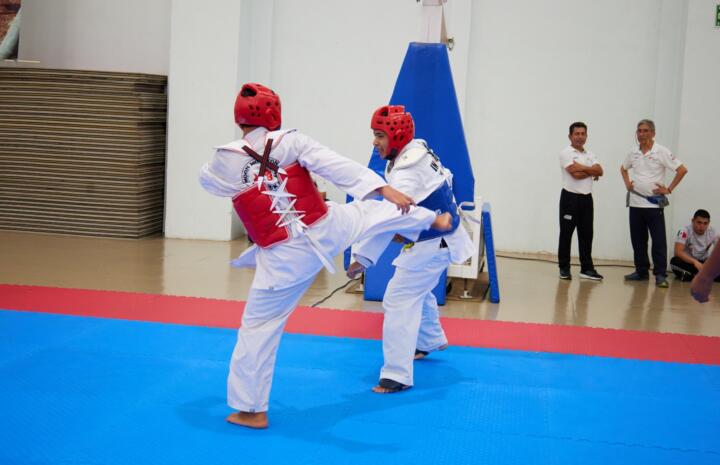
[339,199,445,251]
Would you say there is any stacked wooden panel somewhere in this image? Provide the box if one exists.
[0,67,167,238]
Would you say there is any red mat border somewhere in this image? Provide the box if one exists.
[1,284,719,365]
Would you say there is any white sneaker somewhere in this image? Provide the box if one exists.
[579,270,603,281]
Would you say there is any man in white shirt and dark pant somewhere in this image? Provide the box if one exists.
[621,119,688,288]
[558,122,604,280]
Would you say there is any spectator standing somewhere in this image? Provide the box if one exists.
[621,119,688,288]
[558,122,604,280]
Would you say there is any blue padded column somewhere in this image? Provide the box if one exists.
[369,42,474,203]
[482,203,500,303]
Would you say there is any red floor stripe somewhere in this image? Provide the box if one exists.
[1,284,719,365]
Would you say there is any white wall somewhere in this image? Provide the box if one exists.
[13,0,720,259]
[164,0,245,240]
[18,0,170,75]
[241,0,471,203]
[672,0,720,232]
[266,0,427,201]
[464,0,692,259]
[167,0,469,240]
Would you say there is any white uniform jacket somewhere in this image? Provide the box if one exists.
[199,127,387,290]
[354,139,474,270]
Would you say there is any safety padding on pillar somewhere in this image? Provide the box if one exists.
[361,42,474,305]
[367,43,474,204]
[482,203,500,303]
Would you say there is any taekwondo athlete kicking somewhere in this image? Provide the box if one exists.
[199,84,453,428]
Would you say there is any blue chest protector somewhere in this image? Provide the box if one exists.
[416,181,460,242]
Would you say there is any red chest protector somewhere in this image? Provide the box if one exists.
[232,162,328,248]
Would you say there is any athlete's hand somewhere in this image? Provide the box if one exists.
[431,212,453,231]
[392,234,406,243]
[690,275,712,303]
[346,261,366,279]
[378,185,415,214]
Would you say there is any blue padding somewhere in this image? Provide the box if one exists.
[482,202,500,303]
[2,310,719,465]
[369,42,475,205]
[363,241,447,305]
[362,241,402,301]
[415,182,460,242]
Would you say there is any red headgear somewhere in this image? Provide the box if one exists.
[234,83,282,130]
[371,105,414,157]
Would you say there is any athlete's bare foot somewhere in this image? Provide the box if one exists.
[414,343,449,360]
[225,411,269,429]
[372,385,396,394]
[431,212,452,231]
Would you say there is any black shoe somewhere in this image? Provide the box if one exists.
[655,275,669,288]
[579,269,604,281]
[559,269,571,280]
[374,378,411,394]
[673,271,695,282]
[624,271,649,281]
[675,273,692,282]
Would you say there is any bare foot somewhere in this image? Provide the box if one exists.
[346,261,365,279]
[431,212,452,231]
[372,385,395,394]
[372,384,411,394]
[226,411,269,429]
[414,343,449,360]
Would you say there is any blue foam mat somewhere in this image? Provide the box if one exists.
[1,310,719,465]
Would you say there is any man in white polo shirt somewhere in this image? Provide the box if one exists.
[558,122,604,280]
[621,119,688,288]
[671,209,719,282]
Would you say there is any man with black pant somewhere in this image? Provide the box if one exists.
[558,122,604,280]
[621,119,688,288]
[671,209,719,282]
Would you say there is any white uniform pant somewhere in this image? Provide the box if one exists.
[380,247,450,386]
[228,200,436,412]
